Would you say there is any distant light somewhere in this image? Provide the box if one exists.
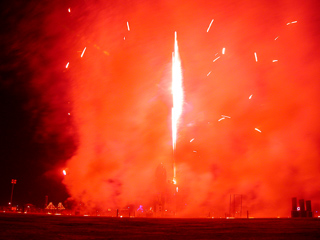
[84,215,89,216]
[297,207,300,211]
[120,215,123,218]
[176,187,179,192]
[222,48,226,55]
[207,19,214,32]
[68,113,71,116]
[137,205,144,212]
[254,52,258,62]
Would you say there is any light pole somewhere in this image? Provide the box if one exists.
[10,179,17,206]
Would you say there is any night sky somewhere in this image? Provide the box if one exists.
[1,0,320,217]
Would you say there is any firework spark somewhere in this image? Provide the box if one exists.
[206,19,214,32]
[80,47,86,58]
[218,115,231,121]
[286,20,297,25]
[254,52,258,62]
[213,56,220,62]
[255,128,262,133]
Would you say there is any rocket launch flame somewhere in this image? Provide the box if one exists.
[171,32,184,180]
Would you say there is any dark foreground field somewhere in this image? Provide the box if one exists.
[1,213,320,239]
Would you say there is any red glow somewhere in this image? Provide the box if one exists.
[40,0,320,218]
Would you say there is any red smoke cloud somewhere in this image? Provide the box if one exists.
[38,0,320,217]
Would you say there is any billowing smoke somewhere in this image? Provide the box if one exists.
[13,0,319,216]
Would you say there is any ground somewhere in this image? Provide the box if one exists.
[1,213,320,239]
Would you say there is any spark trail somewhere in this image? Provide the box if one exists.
[171,31,184,182]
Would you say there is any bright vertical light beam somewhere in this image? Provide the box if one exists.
[172,31,184,180]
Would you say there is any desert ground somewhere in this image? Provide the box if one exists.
[1,213,320,239]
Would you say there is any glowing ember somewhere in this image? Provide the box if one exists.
[68,8,71,13]
[80,47,86,58]
[222,47,226,54]
[127,21,130,31]
[207,71,212,76]
[65,62,69,68]
[272,60,278,62]
[254,52,258,62]
[190,138,195,142]
[249,94,253,99]
[63,170,66,175]
[275,36,279,40]
[171,31,184,180]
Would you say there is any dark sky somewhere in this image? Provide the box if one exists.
[1,0,320,217]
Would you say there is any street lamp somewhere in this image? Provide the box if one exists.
[10,179,17,206]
